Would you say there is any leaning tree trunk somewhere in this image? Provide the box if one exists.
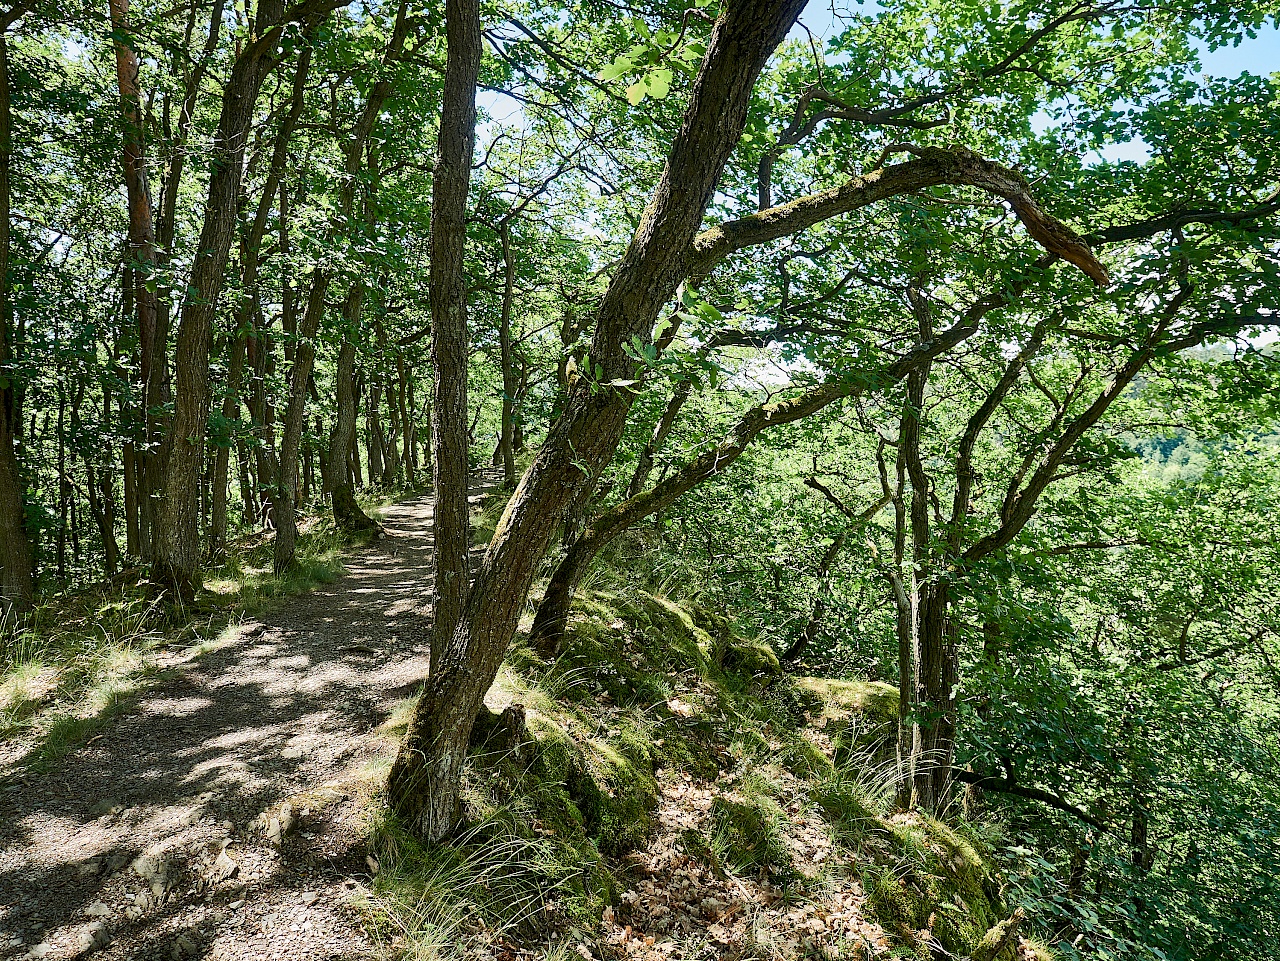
[387,0,809,840]
[0,27,33,614]
[152,0,337,601]
[153,33,277,600]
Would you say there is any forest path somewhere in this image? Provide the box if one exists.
[0,486,491,961]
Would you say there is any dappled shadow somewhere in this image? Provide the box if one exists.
[0,484,496,961]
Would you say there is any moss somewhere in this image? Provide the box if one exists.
[796,676,900,765]
[709,794,793,879]
[795,677,899,724]
[862,813,1012,960]
[775,734,833,778]
[516,717,659,858]
[720,636,782,679]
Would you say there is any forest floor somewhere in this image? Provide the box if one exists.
[0,489,489,961]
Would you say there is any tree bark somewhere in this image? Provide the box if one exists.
[366,377,385,483]
[273,276,325,574]
[326,322,379,532]
[496,222,518,488]
[207,332,246,560]
[107,0,166,567]
[152,0,343,601]
[0,24,34,613]
[421,0,483,675]
[388,0,809,840]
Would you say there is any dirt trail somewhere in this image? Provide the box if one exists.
[0,490,479,961]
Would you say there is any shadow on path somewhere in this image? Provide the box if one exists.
[0,484,495,961]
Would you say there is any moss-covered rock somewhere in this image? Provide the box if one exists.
[863,813,1014,960]
[796,677,900,765]
[709,794,793,878]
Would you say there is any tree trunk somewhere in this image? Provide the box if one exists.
[153,32,275,600]
[326,323,378,533]
[397,354,417,489]
[418,0,482,674]
[367,377,385,483]
[208,332,246,560]
[108,0,164,570]
[152,0,336,601]
[388,0,808,841]
[0,27,34,613]
[496,222,517,488]
[383,372,402,486]
[123,438,139,557]
[273,276,325,574]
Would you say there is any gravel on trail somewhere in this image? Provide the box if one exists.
[0,492,471,961]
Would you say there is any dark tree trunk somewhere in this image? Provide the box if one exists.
[496,222,517,488]
[108,0,164,570]
[397,354,417,489]
[388,0,809,841]
[56,381,68,581]
[0,26,34,613]
[123,438,139,557]
[273,276,325,574]
[383,374,402,486]
[366,377,385,484]
[327,326,378,533]
[208,332,246,560]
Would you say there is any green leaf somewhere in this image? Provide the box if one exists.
[599,55,633,82]
[646,68,672,99]
[626,82,646,106]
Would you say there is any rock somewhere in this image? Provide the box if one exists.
[89,798,123,818]
[132,848,169,885]
[24,943,52,959]
[300,891,318,905]
[77,859,104,877]
[107,850,133,873]
[262,801,298,847]
[124,906,143,920]
[228,900,244,911]
[77,921,111,953]
[212,849,239,882]
[171,933,200,959]
[84,902,112,918]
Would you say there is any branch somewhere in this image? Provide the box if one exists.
[952,768,1108,831]
[693,145,1109,286]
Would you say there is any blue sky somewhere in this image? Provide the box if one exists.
[480,8,1279,136]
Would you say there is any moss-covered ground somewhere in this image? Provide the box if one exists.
[369,577,1042,961]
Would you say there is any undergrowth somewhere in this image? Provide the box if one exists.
[363,525,1034,961]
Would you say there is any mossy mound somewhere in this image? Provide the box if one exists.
[797,676,900,765]
[425,588,1022,958]
[863,813,1012,960]
[709,793,793,878]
